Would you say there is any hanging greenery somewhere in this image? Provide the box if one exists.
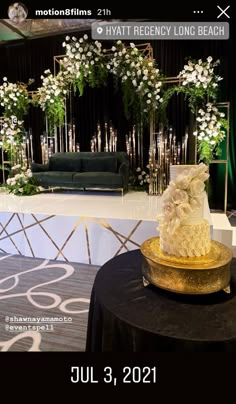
[162,57,223,113]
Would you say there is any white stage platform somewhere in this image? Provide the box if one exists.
[0,190,235,264]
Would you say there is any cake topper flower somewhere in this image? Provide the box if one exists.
[157,163,209,234]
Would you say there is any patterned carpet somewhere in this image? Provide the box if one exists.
[0,254,99,351]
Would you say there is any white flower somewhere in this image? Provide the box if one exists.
[178,57,221,90]
[12,164,21,170]
[162,202,176,219]
[158,164,208,233]
[189,179,205,196]
[176,203,192,219]
[194,103,226,161]
[172,189,189,204]
[175,175,192,190]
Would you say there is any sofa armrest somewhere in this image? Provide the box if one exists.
[31,162,49,172]
[118,161,129,188]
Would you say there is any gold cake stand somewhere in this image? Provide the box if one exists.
[140,237,233,295]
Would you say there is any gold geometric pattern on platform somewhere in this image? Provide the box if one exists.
[0,213,145,264]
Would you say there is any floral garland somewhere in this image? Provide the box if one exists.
[193,102,227,164]
[61,34,108,95]
[109,41,162,118]
[158,163,209,234]
[36,35,163,129]
[0,77,30,120]
[162,56,223,114]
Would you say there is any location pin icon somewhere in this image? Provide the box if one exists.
[97,27,103,34]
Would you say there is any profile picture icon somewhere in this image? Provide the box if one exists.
[8,2,28,24]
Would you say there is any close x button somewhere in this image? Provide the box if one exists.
[217,5,230,19]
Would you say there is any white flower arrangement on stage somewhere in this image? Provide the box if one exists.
[61,34,107,95]
[176,56,223,112]
[136,167,150,186]
[178,57,222,89]
[193,103,228,164]
[158,163,209,234]
[6,164,40,196]
[33,70,68,129]
[0,116,24,148]
[0,77,30,119]
[109,40,163,116]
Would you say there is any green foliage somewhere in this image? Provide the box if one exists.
[5,165,40,196]
[197,140,214,164]
[86,64,108,88]
[37,36,164,129]
[45,98,65,131]
[160,84,218,115]
[72,64,108,97]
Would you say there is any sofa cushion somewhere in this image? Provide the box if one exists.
[31,162,49,172]
[49,153,82,172]
[82,156,117,173]
[33,172,74,186]
[73,172,123,187]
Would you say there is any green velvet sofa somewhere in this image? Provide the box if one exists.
[31,152,129,194]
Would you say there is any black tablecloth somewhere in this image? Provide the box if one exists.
[86,249,236,352]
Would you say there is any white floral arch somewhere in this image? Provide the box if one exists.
[35,34,163,130]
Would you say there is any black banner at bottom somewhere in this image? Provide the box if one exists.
[0,352,235,392]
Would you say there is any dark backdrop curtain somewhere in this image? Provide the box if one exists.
[0,27,235,208]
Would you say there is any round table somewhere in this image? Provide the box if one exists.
[86,250,236,352]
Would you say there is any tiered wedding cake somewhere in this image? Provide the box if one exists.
[158,163,210,257]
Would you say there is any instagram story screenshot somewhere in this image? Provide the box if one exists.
[0,0,235,393]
